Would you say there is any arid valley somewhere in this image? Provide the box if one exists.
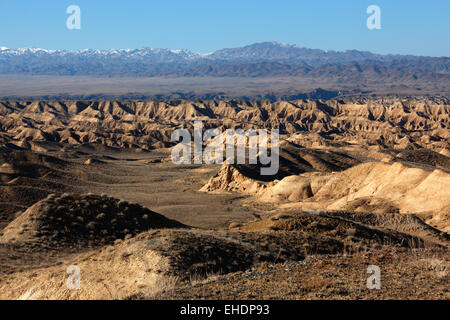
[0,98,448,299]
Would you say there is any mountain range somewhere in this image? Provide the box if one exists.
[1,42,448,78]
[0,42,449,100]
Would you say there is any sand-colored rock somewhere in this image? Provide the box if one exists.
[0,99,448,150]
[202,161,450,228]
[258,175,313,202]
[199,164,264,194]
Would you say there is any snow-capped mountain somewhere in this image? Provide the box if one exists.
[0,46,201,60]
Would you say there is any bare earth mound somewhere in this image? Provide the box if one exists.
[0,193,186,246]
[0,229,276,300]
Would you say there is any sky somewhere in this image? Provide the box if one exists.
[0,0,449,56]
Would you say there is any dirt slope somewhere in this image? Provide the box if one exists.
[0,193,186,246]
[201,161,450,232]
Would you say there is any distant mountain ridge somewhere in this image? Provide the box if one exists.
[0,42,449,93]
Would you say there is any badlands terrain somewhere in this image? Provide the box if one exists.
[0,98,448,300]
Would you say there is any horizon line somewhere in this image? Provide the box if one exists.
[1,42,448,58]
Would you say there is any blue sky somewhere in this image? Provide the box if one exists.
[0,0,449,56]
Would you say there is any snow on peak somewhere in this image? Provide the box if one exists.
[0,46,203,58]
